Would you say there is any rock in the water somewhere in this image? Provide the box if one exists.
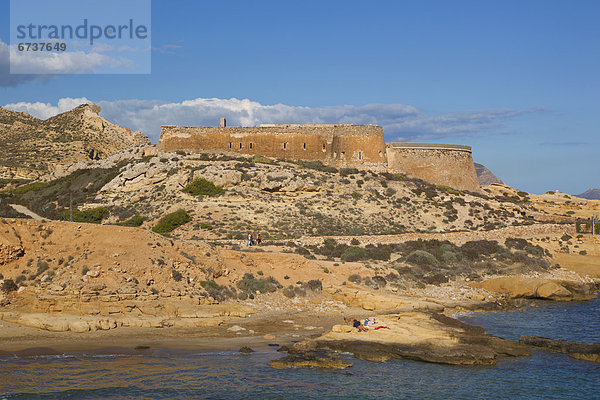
[269,349,353,369]
[239,346,255,354]
[520,335,600,363]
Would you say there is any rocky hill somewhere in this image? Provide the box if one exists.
[0,150,553,240]
[0,104,150,180]
[0,148,599,352]
[475,163,504,185]
[576,188,600,200]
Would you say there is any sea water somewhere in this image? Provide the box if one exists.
[1,298,598,399]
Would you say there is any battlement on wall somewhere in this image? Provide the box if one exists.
[160,124,384,137]
[387,143,472,152]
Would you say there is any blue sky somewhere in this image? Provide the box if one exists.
[1,0,598,194]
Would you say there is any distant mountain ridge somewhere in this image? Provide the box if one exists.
[0,103,150,180]
[576,188,600,200]
[474,163,504,185]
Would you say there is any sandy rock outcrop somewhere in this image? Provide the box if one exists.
[193,166,242,188]
[520,335,600,363]
[326,286,444,312]
[0,244,24,265]
[0,301,253,333]
[273,312,530,367]
[470,277,596,301]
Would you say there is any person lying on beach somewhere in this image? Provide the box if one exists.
[352,319,369,332]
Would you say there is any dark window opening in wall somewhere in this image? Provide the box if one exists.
[303,142,306,150]
[249,143,253,149]
[283,142,288,149]
[341,151,345,157]
[322,143,326,150]
[240,143,242,149]
[358,151,363,160]
[229,142,232,149]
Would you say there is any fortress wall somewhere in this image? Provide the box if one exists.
[158,126,479,190]
[386,143,481,192]
[158,125,386,168]
[331,133,387,170]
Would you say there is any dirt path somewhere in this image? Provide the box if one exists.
[296,223,574,246]
[9,204,48,221]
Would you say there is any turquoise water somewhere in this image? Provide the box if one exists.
[1,298,599,399]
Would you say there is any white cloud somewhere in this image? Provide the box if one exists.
[9,46,130,74]
[0,39,51,87]
[3,96,543,143]
[0,38,138,77]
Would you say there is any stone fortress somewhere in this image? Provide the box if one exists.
[158,119,480,192]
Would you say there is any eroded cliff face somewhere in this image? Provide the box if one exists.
[0,104,150,180]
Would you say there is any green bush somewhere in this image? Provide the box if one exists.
[283,286,296,298]
[461,240,501,260]
[251,154,274,164]
[182,178,223,196]
[10,182,49,195]
[341,246,368,262]
[348,274,362,284]
[525,244,544,257]
[199,280,238,301]
[424,273,448,285]
[309,240,395,262]
[172,269,183,282]
[297,160,338,173]
[152,209,192,233]
[372,276,387,288]
[65,207,109,223]
[236,273,281,294]
[295,246,311,256]
[117,215,144,227]
[436,185,461,195]
[339,168,359,176]
[1,279,18,293]
[441,251,458,264]
[405,250,439,266]
[350,192,362,200]
[505,238,528,250]
[303,279,323,292]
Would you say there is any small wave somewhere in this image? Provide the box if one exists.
[452,311,474,319]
